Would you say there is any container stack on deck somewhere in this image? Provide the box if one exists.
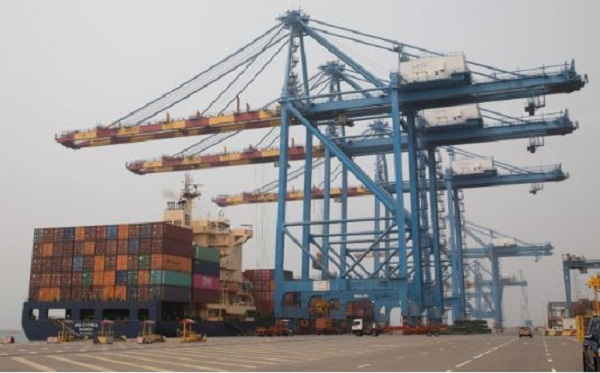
[244,269,294,312]
[29,222,221,306]
[192,245,221,302]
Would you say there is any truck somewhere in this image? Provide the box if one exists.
[352,318,380,337]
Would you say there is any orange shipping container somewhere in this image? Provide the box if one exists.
[93,256,105,272]
[116,255,128,271]
[75,227,85,241]
[118,225,129,239]
[151,254,192,272]
[138,270,150,285]
[42,243,53,257]
[39,287,61,302]
[102,286,115,301]
[115,285,127,300]
[104,271,116,286]
[83,241,96,256]
[93,271,104,286]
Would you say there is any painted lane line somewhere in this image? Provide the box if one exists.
[357,364,371,368]
[473,353,484,359]
[126,350,257,369]
[47,355,112,372]
[552,369,556,372]
[102,352,227,372]
[11,356,56,372]
[455,359,472,368]
[85,354,168,372]
[548,359,553,363]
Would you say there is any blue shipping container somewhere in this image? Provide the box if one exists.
[193,260,220,277]
[107,225,118,240]
[116,270,127,285]
[128,239,139,254]
[73,256,83,271]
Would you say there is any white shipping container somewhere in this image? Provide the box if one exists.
[423,104,480,127]
[451,157,495,176]
[400,55,467,83]
[492,237,516,247]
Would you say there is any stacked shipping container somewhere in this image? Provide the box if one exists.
[244,269,295,312]
[192,246,221,302]
[30,222,220,305]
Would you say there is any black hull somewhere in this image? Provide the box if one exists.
[22,301,255,341]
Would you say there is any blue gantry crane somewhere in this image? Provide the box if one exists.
[562,254,600,317]
[56,10,587,327]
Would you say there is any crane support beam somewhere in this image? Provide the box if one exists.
[562,255,600,317]
[126,113,575,174]
[212,166,567,206]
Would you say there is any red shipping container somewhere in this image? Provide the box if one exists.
[117,240,129,255]
[71,286,82,300]
[95,226,108,240]
[74,242,85,256]
[30,273,41,287]
[105,255,116,271]
[61,257,73,272]
[107,240,118,255]
[192,289,220,302]
[193,274,220,290]
[63,242,74,257]
[51,257,62,272]
[53,242,63,257]
[129,224,141,238]
[127,255,139,270]
[102,286,115,301]
[32,243,42,258]
[84,226,96,240]
[60,273,71,287]
[139,238,152,254]
[41,258,52,272]
[95,240,107,256]
[31,258,42,273]
[83,241,95,256]
[72,273,82,286]
[40,273,51,287]
[91,287,102,300]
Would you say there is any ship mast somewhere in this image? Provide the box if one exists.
[178,173,202,227]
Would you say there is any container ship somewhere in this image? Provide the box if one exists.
[22,175,256,340]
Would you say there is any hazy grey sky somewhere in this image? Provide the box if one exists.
[1,0,598,330]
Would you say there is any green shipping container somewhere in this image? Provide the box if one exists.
[138,254,150,270]
[150,270,191,287]
[82,272,93,286]
[127,271,138,285]
[193,246,220,263]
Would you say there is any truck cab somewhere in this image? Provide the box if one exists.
[352,318,380,337]
[583,316,600,371]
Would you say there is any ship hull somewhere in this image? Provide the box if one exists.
[22,300,255,341]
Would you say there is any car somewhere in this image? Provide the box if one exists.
[518,326,533,338]
[583,316,600,371]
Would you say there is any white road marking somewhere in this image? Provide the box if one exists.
[455,359,472,368]
[552,369,556,372]
[357,364,371,368]
[422,351,429,355]
[126,350,258,369]
[102,352,227,372]
[473,353,484,359]
[12,356,56,372]
[85,354,168,372]
[47,355,112,372]
[548,359,553,363]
